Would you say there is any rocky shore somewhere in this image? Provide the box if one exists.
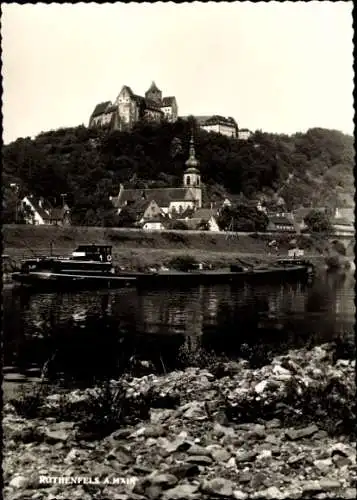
[3,343,356,500]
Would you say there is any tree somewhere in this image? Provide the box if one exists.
[217,204,268,232]
[304,210,333,233]
[170,220,188,230]
[116,206,138,228]
[2,123,353,227]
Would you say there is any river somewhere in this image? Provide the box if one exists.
[2,270,355,391]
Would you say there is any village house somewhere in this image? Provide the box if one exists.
[118,198,165,228]
[331,216,355,237]
[111,134,202,219]
[334,207,354,225]
[20,196,71,226]
[267,215,296,233]
[177,207,221,232]
[141,219,166,231]
[291,207,330,232]
[89,82,178,131]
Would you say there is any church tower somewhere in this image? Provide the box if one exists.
[183,133,202,208]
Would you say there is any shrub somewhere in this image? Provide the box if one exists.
[168,255,198,271]
[164,231,187,244]
[325,255,344,269]
[170,220,189,230]
[9,382,50,419]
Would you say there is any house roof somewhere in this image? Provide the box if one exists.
[125,199,155,217]
[268,216,294,225]
[23,196,70,222]
[142,217,165,225]
[162,96,176,106]
[193,208,217,220]
[23,196,53,221]
[335,208,354,222]
[113,187,197,209]
[91,101,111,118]
[332,217,354,227]
[50,207,68,220]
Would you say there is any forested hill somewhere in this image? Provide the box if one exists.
[2,118,354,225]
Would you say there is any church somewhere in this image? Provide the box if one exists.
[111,134,202,216]
[89,82,178,131]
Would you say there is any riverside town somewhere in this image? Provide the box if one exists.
[2,3,355,500]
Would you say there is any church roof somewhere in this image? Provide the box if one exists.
[113,187,197,209]
[185,167,200,174]
[185,135,200,169]
[91,101,111,118]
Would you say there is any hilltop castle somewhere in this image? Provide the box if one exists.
[89,82,178,131]
[89,81,243,139]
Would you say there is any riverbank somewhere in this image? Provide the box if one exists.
[3,224,347,272]
[3,343,356,500]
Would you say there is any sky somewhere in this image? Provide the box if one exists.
[2,2,354,144]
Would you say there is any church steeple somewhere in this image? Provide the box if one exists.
[184,131,201,195]
[185,131,200,170]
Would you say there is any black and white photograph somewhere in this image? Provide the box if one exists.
[2,2,355,499]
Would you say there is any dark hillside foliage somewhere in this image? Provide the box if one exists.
[2,121,354,226]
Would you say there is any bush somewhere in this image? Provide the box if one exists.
[225,371,355,438]
[77,380,151,436]
[331,240,347,256]
[170,220,189,230]
[164,231,187,244]
[168,255,198,271]
[325,255,346,269]
[9,382,50,419]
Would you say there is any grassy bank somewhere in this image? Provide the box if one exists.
[2,224,336,271]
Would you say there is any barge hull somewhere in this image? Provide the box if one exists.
[12,272,136,291]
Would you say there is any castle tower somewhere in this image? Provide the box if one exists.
[183,133,202,208]
[145,81,162,105]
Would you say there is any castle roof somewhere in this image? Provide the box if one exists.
[105,104,118,113]
[91,101,111,118]
[147,81,161,93]
[162,96,176,106]
[181,115,237,127]
[121,85,135,97]
[145,99,163,112]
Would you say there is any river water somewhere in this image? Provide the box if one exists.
[2,271,355,389]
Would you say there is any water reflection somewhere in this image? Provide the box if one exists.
[3,271,355,384]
